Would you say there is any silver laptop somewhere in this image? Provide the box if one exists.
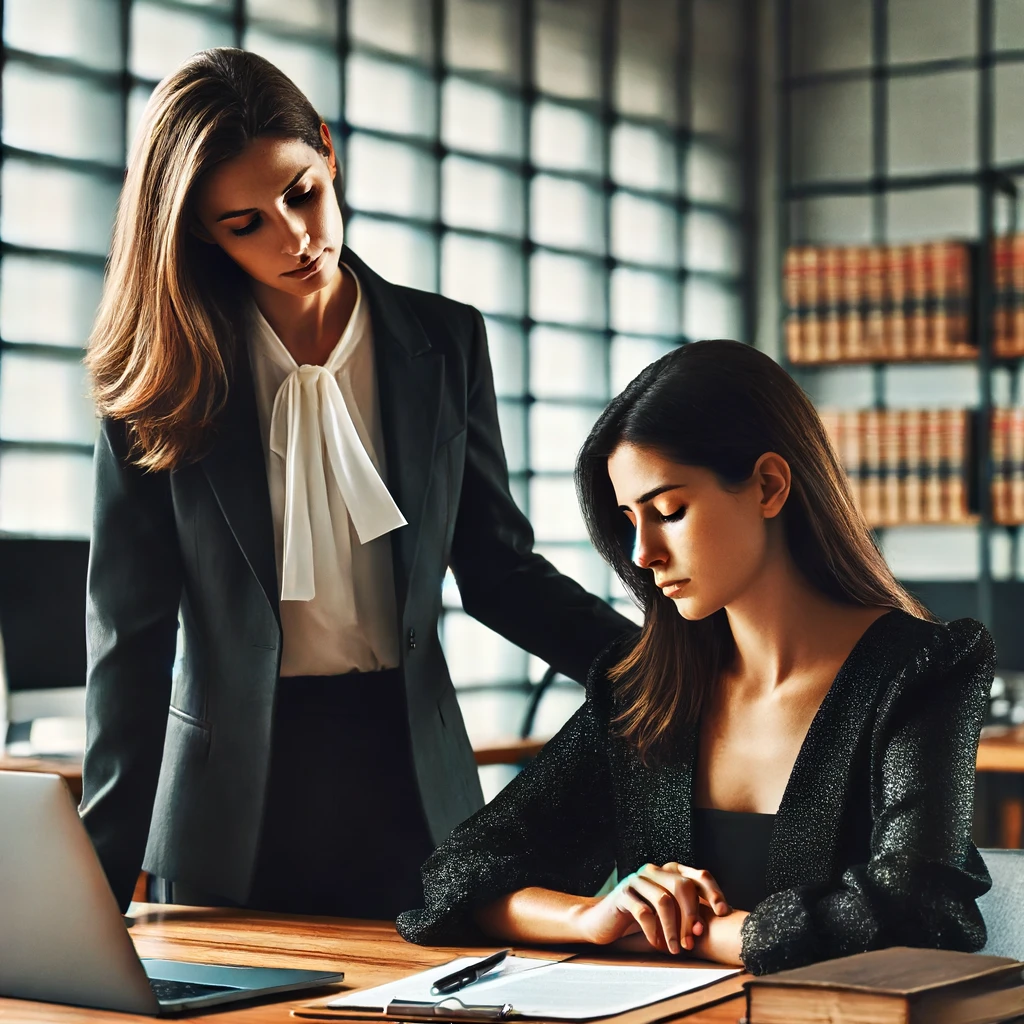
[0,770,344,1015]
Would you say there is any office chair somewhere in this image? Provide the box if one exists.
[978,848,1024,959]
[0,537,90,752]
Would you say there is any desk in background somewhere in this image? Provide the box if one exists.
[0,905,746,1023]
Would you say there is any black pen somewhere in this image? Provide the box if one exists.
[430,949,511,996]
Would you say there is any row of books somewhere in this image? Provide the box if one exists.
[784,243,975,365]
[818,409,972,527]
[991,407,1024,524]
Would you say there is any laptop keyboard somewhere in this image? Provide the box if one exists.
[150,978,239,1003]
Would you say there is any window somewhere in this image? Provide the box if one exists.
[1,0,751,795]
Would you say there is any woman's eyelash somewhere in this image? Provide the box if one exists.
[660,507,686,522]
[229,189,315,236]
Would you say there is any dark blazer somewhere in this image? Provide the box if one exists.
[80,247,635,912]
[397,610,995,975]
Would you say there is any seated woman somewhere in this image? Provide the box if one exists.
[396,339,995,975]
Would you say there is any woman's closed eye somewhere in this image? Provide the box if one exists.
[229,188,317,237]
[659,506,686,523]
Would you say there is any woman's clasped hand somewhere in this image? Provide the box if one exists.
[575,862,732,955]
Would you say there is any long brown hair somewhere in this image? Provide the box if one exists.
[86,47,332,471]
[575,340,931,764]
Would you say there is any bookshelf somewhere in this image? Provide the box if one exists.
[776,0,1024,660]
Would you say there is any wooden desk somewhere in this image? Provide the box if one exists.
[0,905,747,1023]
[0,754,84,800]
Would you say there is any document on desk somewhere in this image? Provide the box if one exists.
[327,955,740,1020]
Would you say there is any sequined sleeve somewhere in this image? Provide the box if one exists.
[396,669,617,945]
[739,618,995,975]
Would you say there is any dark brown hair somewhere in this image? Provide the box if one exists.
[575,340,931,764]
[86,47,334,471]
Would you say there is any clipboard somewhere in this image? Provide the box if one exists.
[291,955,747,1023]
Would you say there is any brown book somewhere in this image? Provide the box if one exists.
[1013,236,1024,359]
[862,409,883,526]
[840,409,863,513]
[802,247,823,363]
[744,946,1024,1024]
[923,409,944,522]
[946,409,969,522]
[842,246,866,360]
[822,247,843,362]
[994,237,1012,358]
[784,246,804,363]
[992,408,1010,525]
[1011,408,1024,525]
[886,246,909,360]
[907,243,929,358]
[880,411,902,524]
[903,410,923,523]
[864,247,887,360]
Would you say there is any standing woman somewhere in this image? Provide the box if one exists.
[80,47,634,918]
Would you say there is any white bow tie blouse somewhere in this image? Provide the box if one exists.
[248,267,407,677]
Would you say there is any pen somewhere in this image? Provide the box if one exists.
[430,949,511,996]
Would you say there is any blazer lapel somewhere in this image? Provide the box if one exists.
[342,247,444,619]
[199,350,280,625]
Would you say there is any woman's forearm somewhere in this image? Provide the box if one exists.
[474,888,601,944]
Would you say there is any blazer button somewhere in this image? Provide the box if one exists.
[407,627,417,651]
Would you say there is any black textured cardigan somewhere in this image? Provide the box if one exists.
[397,610,995,975]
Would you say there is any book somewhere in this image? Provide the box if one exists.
[744,946,1024,1024]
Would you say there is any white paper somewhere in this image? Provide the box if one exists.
[327,955,558,1010]
[328,955,740,1020]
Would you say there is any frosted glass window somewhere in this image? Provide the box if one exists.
[127,84,153,153]
[888,72,976,175]
[130,2,233,82]
[532,102,603,175]
[346,135,437,220]
[885,365,981,409]
[615,0,680,122]
[611,194,677,268]
[530,252,605,329]
[611,269,678,337]
[0,451,94,537]
[691,0,741,139]
[803,367,875,409]
[442,235,524,317]
[3,63,122,167]
[344,216,437,292]
[611,124,676,194]
[997,0,1024,49]
[347,54,437,137]
[455,689,530,742]
[789,195,874,246]
[2,160,117,256]
[683,279,742,341]
[529,475,588,541]
[1,257,103,347]
[0,354,95,445]
[242,30,341,122]
[4,0,121,72]
[684,213,743,277]
[445,0,521,82]
[881,526,979,581]
[888,0,975,63]
[996,65,1024,165]
[247,0,337,34]
[886,186,979,242]
[442,78,524,158]
[789,0,871,76]
[530,327,608,400]
[687,144,742,209]
[349,0,432,60]
[530,403,599,472]
[528,682,586,737]
[442,611,528,686]
[443,157,524,236]
[531,177,604,254]
[497,400,527,472]
[535,0,600,101]
[485,319,526,398]
[790,81,872,183]
[535,543,609,599]
[611,336,677,394]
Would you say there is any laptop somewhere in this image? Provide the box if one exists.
[0,770,345,1015]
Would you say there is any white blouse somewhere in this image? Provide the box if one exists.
[248,267,407,677]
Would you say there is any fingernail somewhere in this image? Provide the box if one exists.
[716,901,730,914]
[693,920,703,935]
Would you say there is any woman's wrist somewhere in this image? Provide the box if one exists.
[563,894,604,943]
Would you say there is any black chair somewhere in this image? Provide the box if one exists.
[0,537,89,748]
[978,848,1024,959]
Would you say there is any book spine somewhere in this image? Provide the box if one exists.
[992,408,1009,525]
[802,247,823,363]
[1013,236,1024,359]
[887,245,909,360]
[1012,407,1024,524]
[862,409,882,525]
[822,246,843,363]
[881,410,902,524]
[783,246,803,364]
[904,409,923,524]
[923,409,944,522]
[908,242,929,359]
[840,409,863,513]
[994,237,1011,358]
[947,409,968,522]
[841,246,865,361]
[864,246,886,359]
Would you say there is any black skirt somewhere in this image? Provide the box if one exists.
[150,668,435,919]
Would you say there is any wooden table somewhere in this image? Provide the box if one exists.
[0,905,748,1023]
